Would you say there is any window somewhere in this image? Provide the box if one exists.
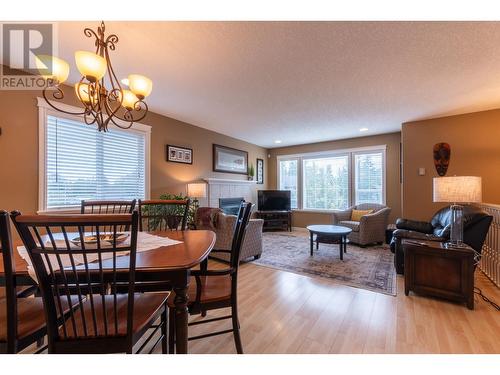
[354,152,384,205]
[303,155,349,210]
[278,159,298,208]
[277,146,385,211]
[38,99,151,211]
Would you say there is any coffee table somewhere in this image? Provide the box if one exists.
[306,225,352,260]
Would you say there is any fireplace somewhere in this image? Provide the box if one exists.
[219,197,245,215]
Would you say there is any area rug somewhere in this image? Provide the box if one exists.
[254,231,397,296]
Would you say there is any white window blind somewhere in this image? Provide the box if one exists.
[354,152,384,205]
[45,115,146,209]
[278,159,299,209]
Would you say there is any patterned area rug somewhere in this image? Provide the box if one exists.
[254,230,397,296]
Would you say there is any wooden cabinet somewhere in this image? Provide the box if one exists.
[403,239,475,309]
[256,211,292,232]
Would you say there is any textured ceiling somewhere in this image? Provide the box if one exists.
[52,21,500,147]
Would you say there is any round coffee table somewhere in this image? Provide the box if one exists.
[306,225,352,260]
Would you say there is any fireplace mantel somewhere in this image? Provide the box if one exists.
[203,177,257,208]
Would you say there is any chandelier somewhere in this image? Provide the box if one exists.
[38,21,152,132]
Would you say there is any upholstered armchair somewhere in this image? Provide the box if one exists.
[331,203,391,246]
[194,207,264,262]
[390,205,493,274]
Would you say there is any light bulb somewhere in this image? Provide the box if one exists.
[75,51,107,82]
[35,55,69,84]
[128,74,153,99]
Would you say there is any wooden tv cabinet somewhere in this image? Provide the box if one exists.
[256,210,292,232]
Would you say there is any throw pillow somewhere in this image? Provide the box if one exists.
[351,209,373,222]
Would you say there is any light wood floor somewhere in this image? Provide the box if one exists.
[182,261,500,354]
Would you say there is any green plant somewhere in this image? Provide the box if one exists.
[248,163,255,177]
[143,193,194,230]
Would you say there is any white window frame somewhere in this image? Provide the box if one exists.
[37,97,151,213]
[277,145,386,212]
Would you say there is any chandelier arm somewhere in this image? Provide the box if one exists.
[42,86,87,116]
[111,100,148,125]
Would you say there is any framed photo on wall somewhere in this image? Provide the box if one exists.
[166,144,193,164]
[213,144,248,174]
[256,158,264,184]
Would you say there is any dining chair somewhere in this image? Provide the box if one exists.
[168,201,253,354]
[0,210,50,354]
[10,211,169,354]
[138,199,191,232]
[81,199,137,214]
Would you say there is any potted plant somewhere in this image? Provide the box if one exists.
[248,163,255,181]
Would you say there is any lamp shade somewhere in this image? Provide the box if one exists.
[36,55,70,84]
[433,176,482,203]
[75,51,107,82]
[128,74,153,99]
[187,183,207,198]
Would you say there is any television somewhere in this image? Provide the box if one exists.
[258,190,291,211]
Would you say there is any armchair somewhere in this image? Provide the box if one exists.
[331,203,391,246]
[390,205,493,274]
[194,207,264,262]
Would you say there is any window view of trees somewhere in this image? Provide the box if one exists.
[279,159,298,208]
[278,149,384,210]
[303,156,349,209]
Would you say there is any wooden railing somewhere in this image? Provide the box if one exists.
[476,203,500,287]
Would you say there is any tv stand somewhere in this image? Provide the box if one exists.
[256,210,292,232]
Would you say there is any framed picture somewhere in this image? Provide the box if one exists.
[166,145,193,164]
[256,158,264,184]
[213,144,248,175]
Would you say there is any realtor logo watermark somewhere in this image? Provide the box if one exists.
[0,22,57,90]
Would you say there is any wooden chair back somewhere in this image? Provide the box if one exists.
[81,200,136,233]
[0,211,18,352]
[10,211,139,353]
[138,199,191,232]
[229,202,253,270]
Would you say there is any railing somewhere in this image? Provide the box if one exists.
[476,203,500,287]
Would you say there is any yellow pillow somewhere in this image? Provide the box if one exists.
[351,209,373,222]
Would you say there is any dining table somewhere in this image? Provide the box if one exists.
[0,229,216,354]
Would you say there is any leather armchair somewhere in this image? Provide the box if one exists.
[390,205,493,274]
[332,203,391,246]
[194,207,264,262]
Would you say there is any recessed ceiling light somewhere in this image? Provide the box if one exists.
[274,140,282,144]
[121,78,129,86]
[359,127,369,132]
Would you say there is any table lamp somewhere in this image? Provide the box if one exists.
[187,182,207,210]
[433,176,482,247]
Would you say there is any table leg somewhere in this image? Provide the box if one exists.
[344,236,347,253]
[310,231,314,256]
[339,236,344,261]
[173,272,190,354]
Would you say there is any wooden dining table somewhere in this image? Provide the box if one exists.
[0,229,216,354]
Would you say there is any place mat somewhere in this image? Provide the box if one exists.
[17,231,182,282]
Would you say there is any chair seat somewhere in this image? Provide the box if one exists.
[339,220,360,232]
[0,297,46,342]
[168,275,232,307]
[61,293,168,340]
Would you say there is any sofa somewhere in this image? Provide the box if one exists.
[331,203,391,246]
[194,207,264,262]
[390,205,493,274]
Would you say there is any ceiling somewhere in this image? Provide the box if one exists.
[52,22,500,147]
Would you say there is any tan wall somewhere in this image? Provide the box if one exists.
[402,109,500,220]
[0,87,267,215]
[267,132,402,227]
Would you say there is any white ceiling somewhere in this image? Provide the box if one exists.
[53,22,500,147]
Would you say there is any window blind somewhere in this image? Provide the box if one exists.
[354,152,383,205]
[46,115,146,209]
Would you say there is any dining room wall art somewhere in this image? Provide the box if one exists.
[166,144,193,164]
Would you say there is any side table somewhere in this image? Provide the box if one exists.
[403,239,475,309]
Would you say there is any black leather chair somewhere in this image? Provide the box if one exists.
[390,205,493,274]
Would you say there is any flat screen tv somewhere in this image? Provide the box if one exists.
[258,190,291,211]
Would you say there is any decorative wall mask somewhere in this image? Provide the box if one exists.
[433,142,451,176]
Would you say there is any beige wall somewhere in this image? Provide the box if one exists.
[267,132,402,227]
[0,87,267,215]
[402,109,500,220]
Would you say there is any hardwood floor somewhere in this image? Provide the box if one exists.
[182,261,500,354]
[20,259,500,354]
